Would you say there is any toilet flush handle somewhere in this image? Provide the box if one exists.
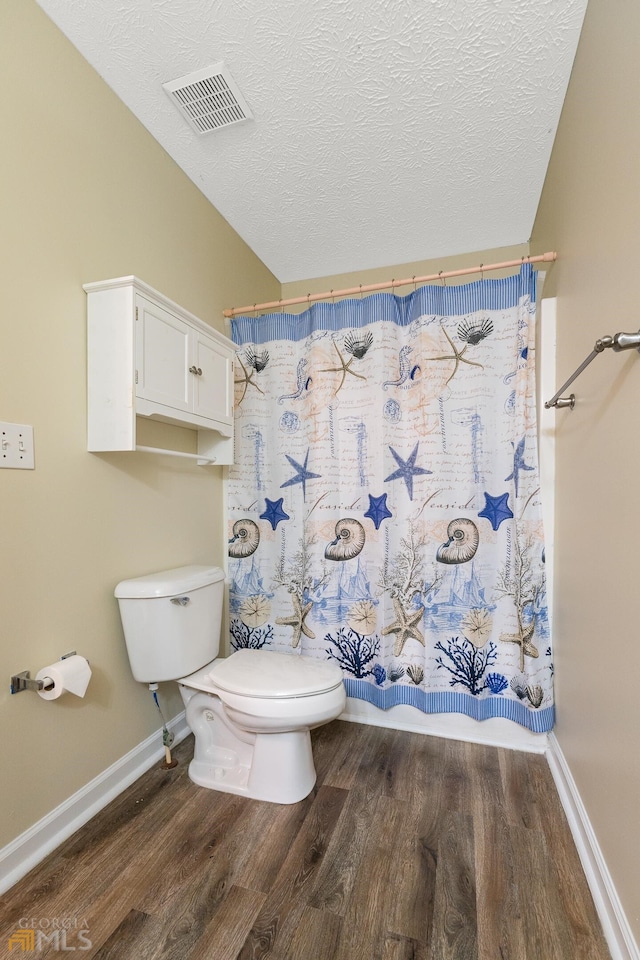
[170,596,191,606]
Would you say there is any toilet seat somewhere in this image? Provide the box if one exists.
[179,649,343,699]
[179,649,346,731]
[208,649,343,698]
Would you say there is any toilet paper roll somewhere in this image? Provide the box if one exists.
[35,655,92,701]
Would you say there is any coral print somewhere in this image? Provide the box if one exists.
[228,266,553,732]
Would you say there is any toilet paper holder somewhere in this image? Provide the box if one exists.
[10,650,77,695]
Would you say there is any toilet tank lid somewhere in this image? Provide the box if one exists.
[114,565,224,599]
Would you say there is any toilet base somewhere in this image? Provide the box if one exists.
[182,689,317,804]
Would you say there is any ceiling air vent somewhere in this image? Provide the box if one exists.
[163,63,252,135]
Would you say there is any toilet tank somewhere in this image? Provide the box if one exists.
[114,565,225,683]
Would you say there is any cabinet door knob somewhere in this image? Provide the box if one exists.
[197,367,203,376]
[188,365,198,375]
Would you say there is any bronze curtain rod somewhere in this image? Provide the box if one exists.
[223,252,557,318]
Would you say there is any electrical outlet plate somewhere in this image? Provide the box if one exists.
[0,422,34,469]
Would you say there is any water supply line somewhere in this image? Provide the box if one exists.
[149,683,178,769]
[545,331,640,409]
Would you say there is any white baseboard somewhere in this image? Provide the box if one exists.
[546,733,639,960]
[339,696,548,753]
[0,711,190,896]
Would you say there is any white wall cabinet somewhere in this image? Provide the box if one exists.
[85,277,235,464]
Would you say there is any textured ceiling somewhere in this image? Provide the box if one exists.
[35,0,587,283]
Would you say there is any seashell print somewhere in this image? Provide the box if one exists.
[406,664,424,686]
[324,518,366,561]
[228,519,260,558]
[245,346,269,372]
[457,316,494,346]
[436,518,480,564]
[510,675,528,700]
[526,685,544,708]
[388,665,405,682]
[486,673,508,694]
[372,663,386,686]
[344,330,373,359]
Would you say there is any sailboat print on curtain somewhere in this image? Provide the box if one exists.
[227,264,553,733]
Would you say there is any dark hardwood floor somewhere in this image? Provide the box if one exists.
[0,720,610,959]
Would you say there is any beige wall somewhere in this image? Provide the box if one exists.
[532,0,640,940]
[0,0,278,849]
[282,243,530,307]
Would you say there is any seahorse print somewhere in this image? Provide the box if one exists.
[278,358,311,404]
[383,345,419,390]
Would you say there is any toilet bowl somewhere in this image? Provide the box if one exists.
[179,650,346,803]
[114,565,346,804]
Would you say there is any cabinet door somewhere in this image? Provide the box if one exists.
[135,296,192,413]
[192,331,233,425]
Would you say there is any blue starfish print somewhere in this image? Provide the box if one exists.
[384,443,432,501]
[259,497,290,530]
[364,493,393,529]
[504,437,535,497]
[280,448,321,502]
[478,492,513,530]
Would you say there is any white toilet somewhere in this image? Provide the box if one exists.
[114,564,346,804]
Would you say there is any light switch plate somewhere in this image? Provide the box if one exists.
[0,422,35,469]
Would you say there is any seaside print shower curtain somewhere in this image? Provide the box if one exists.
[228,264,553,732]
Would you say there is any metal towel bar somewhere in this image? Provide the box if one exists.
[545,331,640,409]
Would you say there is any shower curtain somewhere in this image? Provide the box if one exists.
[227,264,553,733]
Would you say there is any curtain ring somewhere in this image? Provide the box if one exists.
[412,275,417,293]
[331,289,335,305]
[359,284,363,300]
[253,303,257,316]
[480,263,484,281]
[307,293,311,310]
[439,270,447,287]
